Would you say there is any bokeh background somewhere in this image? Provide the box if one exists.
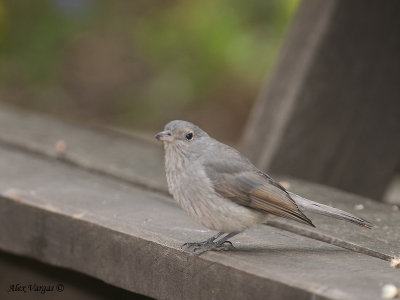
[0,0,298,143]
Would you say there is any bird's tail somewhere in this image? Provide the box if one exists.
[289,192,373,229]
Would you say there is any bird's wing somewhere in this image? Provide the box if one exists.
[203,159,314,227]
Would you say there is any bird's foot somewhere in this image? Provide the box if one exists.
[181,232,223,250]
[182,232,238,256]
[181,240,211,249]
[190,241,235,256]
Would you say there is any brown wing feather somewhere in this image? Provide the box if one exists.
[245,180,314,226]
[204,160,314,227]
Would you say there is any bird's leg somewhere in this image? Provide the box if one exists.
[191,232,239,256]
[181,232,224,249]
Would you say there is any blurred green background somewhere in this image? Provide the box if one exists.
[0,0,298,143]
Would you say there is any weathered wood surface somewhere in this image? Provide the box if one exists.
[0,251,144,299]
[0,145,399,300]
[0,104,398,262]
[268,179,400,261]
[240,0,400,201]
[0,104,167,193]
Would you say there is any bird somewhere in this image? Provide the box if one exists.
[155,120,372,255]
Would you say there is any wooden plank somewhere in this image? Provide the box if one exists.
[270,178,400,261]
[240,0,337,170]
[0,251,144,299]
[0,104,399,262]
[240,0,400,200]
[0,104,167,193]
[0,147,399,300]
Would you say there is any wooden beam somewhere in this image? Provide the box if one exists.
[240,0,400,201]
[0,104,398,262]
[0,146,398,300]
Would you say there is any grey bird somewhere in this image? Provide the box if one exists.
[155,120,372,255]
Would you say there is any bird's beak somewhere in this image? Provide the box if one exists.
[155,130,173,142]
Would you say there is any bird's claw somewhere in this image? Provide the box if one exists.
[181,241,210,250]
[220,240,234,249]
[186,240,235,256]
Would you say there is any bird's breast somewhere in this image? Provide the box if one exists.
[164,149,264,232]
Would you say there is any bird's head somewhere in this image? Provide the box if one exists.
[155,120,209,152]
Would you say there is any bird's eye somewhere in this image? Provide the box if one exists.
[185,132,193,140]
